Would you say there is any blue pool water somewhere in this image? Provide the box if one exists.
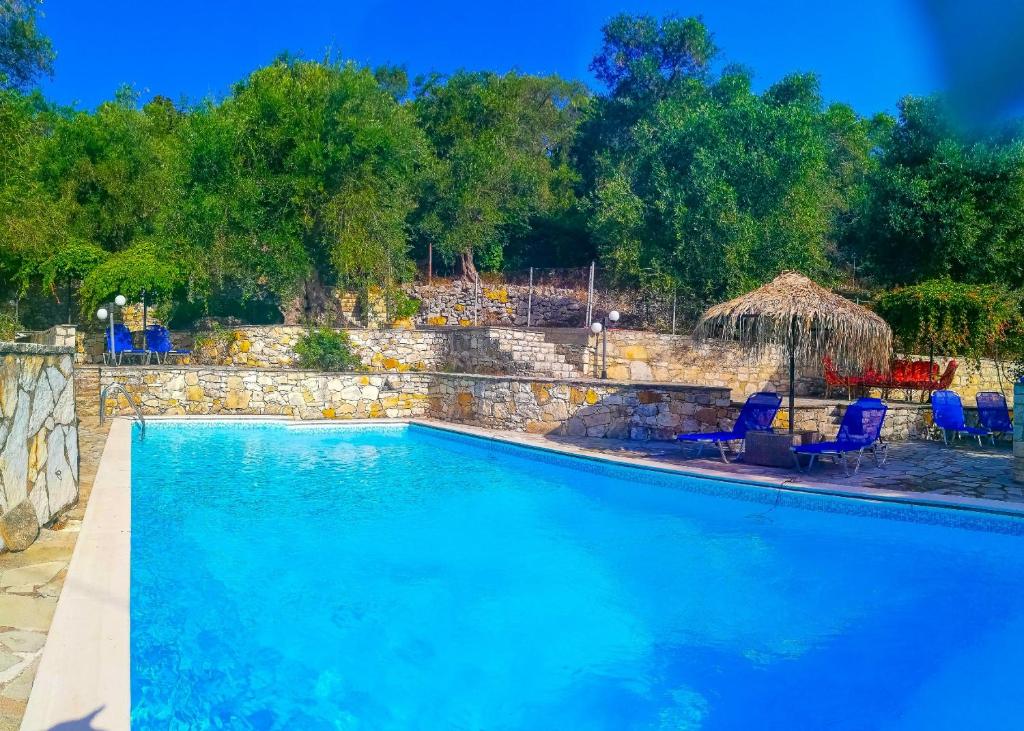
[131,423,1024,730]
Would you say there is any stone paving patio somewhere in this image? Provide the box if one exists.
[538,433,1023,504]
[0,417,108,731]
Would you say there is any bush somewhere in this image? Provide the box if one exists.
[294,327,362,371]
[192,323,235,365]
[0,312,20,341]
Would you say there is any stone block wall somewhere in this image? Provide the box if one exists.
[95,366,733,442]
[405,279,586,327]
[771,400,932,442]
[96,367,433,421]
[0,343,79,552]
[428,375,732,440]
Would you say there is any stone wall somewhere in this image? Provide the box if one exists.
[95,366,733,442]
[567,329,1017,405]
[0,343,79,552]
[405,279,586,327]
[772,400,933,442]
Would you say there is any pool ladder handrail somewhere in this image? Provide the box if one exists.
[99,382,146,438]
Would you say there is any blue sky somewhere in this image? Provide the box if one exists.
[39,1,941,115]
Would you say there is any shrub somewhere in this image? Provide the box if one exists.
[390,290,421,320]
[294,327,361,371]
[0,312,20,341]
[192,323,235,365]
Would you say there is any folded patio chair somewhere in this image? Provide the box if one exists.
[975,391,1012,442]
[676,391,782,463]
[145,324,192,364]
[104,323,150,365]
[931,389,990,446]
[792,397,888,476]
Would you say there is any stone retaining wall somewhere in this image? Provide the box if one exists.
[405,279,586,327]
[570,330,1017,405]
[0,343,79,552]
[94,366,733,442]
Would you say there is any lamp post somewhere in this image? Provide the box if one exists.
[97,294,127,365]
[590,310,620,379]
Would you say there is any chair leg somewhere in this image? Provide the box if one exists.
[694,442,705,459]
[717,441,730,464]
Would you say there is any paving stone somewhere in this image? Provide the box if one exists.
[0,562,65,591]
[0,631,44,654]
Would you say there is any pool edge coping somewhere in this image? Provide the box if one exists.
[24,415,1024,729]
[22,418,131,731]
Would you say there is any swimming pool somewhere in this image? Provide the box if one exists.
[131,422,1024,730]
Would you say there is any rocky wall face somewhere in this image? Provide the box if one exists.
[101,368,434,421]
[427,375,734,441]
[96,367,733,442]
[0,344,79,552]
[406,280,586,328]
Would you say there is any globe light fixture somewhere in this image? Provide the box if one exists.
[96,308,108,321]
[114,294,127,307]
[592,309,623,379]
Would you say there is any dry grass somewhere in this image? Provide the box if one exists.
[694,272,892,371]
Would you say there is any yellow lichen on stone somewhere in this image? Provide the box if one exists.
[454,303,465,312]
[322,408,336,418]
[458,318,471,327]
[483,288,508,303]
[239,340,251,353]
[427,316,447,326]
[620,345,649,360]
[382,357,401,370]
[531,382,551,404]
[585,388,599,405]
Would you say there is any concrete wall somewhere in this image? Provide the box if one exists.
[0,343,79,552]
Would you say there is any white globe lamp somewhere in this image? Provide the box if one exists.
[590,321,603,334]
[96,308,108,321]
[608,310,620,323]
[114,294,127,307]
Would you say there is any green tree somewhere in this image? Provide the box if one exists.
[850,96,1024,288]
[584,21,877,305]
[413,71,587,278]
[176,57,429,321]
[0,0,53,91]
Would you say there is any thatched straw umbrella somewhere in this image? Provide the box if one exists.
[694,272,892,432]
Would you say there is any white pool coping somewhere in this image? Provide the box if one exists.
[22,418,131,731]
[23,415,1024,729]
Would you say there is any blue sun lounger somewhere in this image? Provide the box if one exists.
[792,397,888,476]
[145,324,192,364]
[976,391,1012,443]
[931,390,991,446]
[676,391,782,463]
[104,323,150,365]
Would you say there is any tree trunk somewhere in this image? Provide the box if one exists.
[459,249,478,282]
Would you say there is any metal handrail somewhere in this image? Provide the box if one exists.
[99,382,146,438]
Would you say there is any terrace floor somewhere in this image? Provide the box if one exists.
[536,432,1022,505]
[0,417,108,731]
[1,418,1019,729]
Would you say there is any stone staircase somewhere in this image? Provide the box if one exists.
[449,327,582,379]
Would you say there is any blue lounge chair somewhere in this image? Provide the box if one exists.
[975,391,1011,443]
[931,390,990,446]
[676,392,782,463]
[104,323,149,365]
[792,398,888,476]
[145,324,192,364]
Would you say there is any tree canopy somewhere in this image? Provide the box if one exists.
[3,10,1024,343]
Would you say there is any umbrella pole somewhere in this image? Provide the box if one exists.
[789,345,796,434]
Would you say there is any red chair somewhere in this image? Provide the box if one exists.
[822,356,863,398]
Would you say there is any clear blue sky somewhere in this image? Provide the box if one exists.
[38,0,941,115]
